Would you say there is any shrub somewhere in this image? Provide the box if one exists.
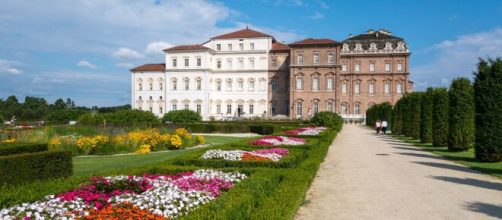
[448,78,475,151]
[420,88,434,143]
[408,92,423,139]
[78,110,159,126]
[392,100,403,134]
[310,111,343,131]
[474,58,502,162]
[249,125,274,135]
[365,102,392,130]
[432,88,449,147]
[0,151,72,185]
[0,114,3,123]
[161,110,202,123]
[46,109,89,124]
[0,143,48,156]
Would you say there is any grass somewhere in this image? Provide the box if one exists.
[392,135,502,179]
[73,135,246,177]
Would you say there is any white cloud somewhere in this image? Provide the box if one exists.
[0,59,22,74]
[77,60,96,69]
[116,62,134,68]
[411,28,502,90]
[307,12,324,20]
[145,41,174,55]
[317,1,329,9]
[112,47,144,59]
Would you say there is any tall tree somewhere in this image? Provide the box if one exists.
[473,58,502,162]
[448,78,475,151]
[3,95,21,120]
[420,88,434,143]
[432,88,449,147]
[408,92,423,139]
[53,98,66,110]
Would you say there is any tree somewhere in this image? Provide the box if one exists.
[161,110,202,124]
[473,58,502,162]
[447,78,475,151]
[311,111,344,131]
[22,96,49,120]
[432,88,449,147]
[392,100,403,134]
[53,98,66,110]
[407,92,423,139]
[46,109,89,124]
[2,96,21,119]
[420,88,434,143]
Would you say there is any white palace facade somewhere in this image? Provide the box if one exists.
[131,28,273,120]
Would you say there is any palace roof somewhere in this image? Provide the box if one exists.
[270,42,290,52]
[211,28,273,40]
[289,38,341,46]
[163,44,211,52]
[130,63,165,72]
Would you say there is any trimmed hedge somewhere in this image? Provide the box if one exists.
[249,125,274,135]
[432,88,449,147]
[161,110,202,123]
[420,88,434,143]
[310,111,343,132]
[365,102,392,130]
[448,78,475,151]
[0,143,48,156]
[0,151,73,185]
[78,109,160,126]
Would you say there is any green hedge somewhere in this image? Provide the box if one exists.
[0,151,73,185]
[249,125,274,135]
[0,143,48,156]
[420,88,434,143]
[310,111,343,132]
[433,88,449,147]
[161,110,202,123]
[78,109,160,126]
[448,78,475,151]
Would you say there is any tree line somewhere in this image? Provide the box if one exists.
[373,58,501,162]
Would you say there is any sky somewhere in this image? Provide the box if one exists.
[0,0,501,107]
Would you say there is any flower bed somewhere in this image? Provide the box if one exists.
[249,136,307,146]
[201,148,289,162]
[284,126,327,136]
[0,169,246,219]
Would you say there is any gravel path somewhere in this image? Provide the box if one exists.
[296,124,502,220]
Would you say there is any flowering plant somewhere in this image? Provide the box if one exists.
[284,126,327,136]
[249,136,306,146]
[201,148,289,162]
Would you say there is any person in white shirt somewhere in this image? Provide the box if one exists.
[381,120,388,134]
[375,120,381,134]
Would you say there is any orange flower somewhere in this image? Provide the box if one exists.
[241,153,271,161]
[83,202,167,220]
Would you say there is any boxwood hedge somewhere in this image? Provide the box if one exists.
[0,143,48,156]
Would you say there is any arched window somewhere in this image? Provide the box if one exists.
[312,76,320,91]
[354,103,361,114]
[397,81,403,94]
[271,79,277,91]
[327,101,334,112]
[184,78,190,90]
[296,101,303,117]
[296,76,303,90]
[327,76,334,90]
[341,103,348,114]
[369,80,375,94]
[354,81,360,94]
[196,78,202,90]
[248,78,255,91]
[238,78,244,91]
[226,78,232,91]
[384,80,391,94]
[313,100,319,114]
[342,81,348,94]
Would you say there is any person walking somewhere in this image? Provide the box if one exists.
[375,120,381,134]
[381,120,388,135]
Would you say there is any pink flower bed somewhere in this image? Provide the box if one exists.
[284,126,327,136]
[249,136,307,146]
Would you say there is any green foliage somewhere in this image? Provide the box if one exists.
[408,93,423,139]
[474,58,502,162]
[0,151,73,185]
[392,100,403,134]
[432,88,449,147]
[78,109,160,126]
[310,111,343,131]
[249,125,274,135]
[0,143,48,156]
[365,102,392,130]
[46,109,89,124]
[0,113,3,123]
[448,78,475,151]
[420,88,434,143]
[161,110,202,123]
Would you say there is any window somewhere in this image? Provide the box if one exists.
[159,96,163,100]
[216,104,221,114]
[184,78,189,90]
[342,82,347,94]
[172,80,177,90]
[249,59,255,69]
[197,58,202,67]
[172,59,177,67]
[159,107,163,114]
[354,82,360,94]
[369,81,375,94]
[238,59,244,69]
[149,96,152,100]
[139,83,143,91]
[226,104,232,114]
[397,63,403,72]
[370,63,375,72]
[271,58,277,67]
[355,63,360,72]
[328,53,334,64]
[397,82,403,94]
[385,63,391,72]
[327,77,334,90]
[313,53,320,64]
[227,59,233,69]
[238,80,244,91]
[341,104,348,114]
[296,77,303,90]
[250,43,254,50]
[271,103,276,115]
[239,43,244,50]
[384,81,390,94]
[249,104,254,114]
[342,64,347,72]
[139,96,142,100]
[159,82,163,90]
[312,77,320,91]
[184,104,189,110]
[196,79,202,90]
[149,83,153,90]
[296,102,302,117]
[196,104,201,114]
[149,107,153,112]
[216,44,221,51]
[354,104,360,114]
[313,101,319,114]
[217,60,222,69]
[184,58,189,67]
[216,81,221,91]
[297,53,303,65]
[271,79,277,91]
[172,104,177,110]
[249,80,255,90]
[228,44,232,51]
[139,106,142,111]
[226,80,232,91]
[327,101,333,112]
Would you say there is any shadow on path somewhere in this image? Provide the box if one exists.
[431,176,502,191]
[392,146,427,152]
[396,152,442,160]
[414,161,482,175]
[464,202,502,218]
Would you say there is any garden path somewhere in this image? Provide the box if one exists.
[296,124,502,220]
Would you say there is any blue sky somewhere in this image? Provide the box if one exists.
[0,0,501,107]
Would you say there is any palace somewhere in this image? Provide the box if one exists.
[131,28,412,120]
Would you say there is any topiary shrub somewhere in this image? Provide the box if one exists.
[432,88,449,147]
[474,58,502,162]
[420,88,434,143]
[392,100,403,134]
[161,110,202,123]
[448,78,475,151]
[46,109,89,124]
[249,125,274,135]
[310,111,343,131]
[78,110,159,126]
[0,143,48,156]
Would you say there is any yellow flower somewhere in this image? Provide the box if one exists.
[48,137,61,147]
[2,139,16,144]
[135,144,151,154]
[169,134,183,149]
[175,128,191,140]
[195,135,205,144]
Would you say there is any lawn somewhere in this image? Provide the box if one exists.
[73,135,246,177]
[392,135,502,179]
